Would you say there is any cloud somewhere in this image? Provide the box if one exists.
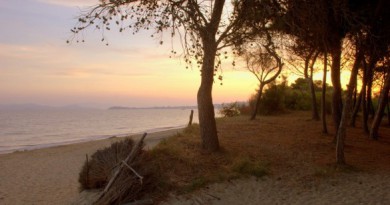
[36,0,99,8]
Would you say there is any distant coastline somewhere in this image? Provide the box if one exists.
[108,106,198,110]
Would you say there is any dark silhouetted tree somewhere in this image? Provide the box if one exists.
[69,0,252,152]
[240,34,283,120]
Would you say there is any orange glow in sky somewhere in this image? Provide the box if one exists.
[0,0,260,108]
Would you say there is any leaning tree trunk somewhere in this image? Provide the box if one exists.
[322,52,328,134]
[330,42,343,137]
[349,89,362,127]
[305,51,320,121]
[335,50,363,165]
[250,83,265,120]
[197,37,219,152]
[369,71,390,139]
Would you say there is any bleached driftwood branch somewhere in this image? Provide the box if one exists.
[96,133,147,202]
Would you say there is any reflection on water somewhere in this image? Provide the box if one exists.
[0,108,200,154]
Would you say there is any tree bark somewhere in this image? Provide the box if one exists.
[250,83,265,120]
[335,50,363,165]
[387,99,390,126]
[369,72,390,139]
[367,75,374,119]
[349,89,362,127]
[197,36,219,152]
[304,50,320,121]
[322,52,328,134]
[362,63,370,133]
[308,77,320,120]
[330,41,343,137]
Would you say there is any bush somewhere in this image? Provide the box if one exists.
[219,102,241,117]
[246,78,333,115]
[231,158,267,178]
[79,138,157,205]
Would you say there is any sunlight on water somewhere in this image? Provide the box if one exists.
[0,108,200,154]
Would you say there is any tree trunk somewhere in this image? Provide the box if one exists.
[387,99,390,126]
[250,83,265,120]
[331,42,343,137]
[197,38,219,152]
[335,50,363,165]
[304,50,319,121]
[367,77,374,119]
[349,89,362,127]
[308,77,320,120]
[322,52,328,134]
[369,72,390,139]
[362,65,369,133]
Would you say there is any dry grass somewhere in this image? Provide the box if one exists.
[147,124,268,195]
[82,111,389,203]
[146,111,389,202]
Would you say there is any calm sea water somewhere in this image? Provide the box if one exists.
[0,108,198,154]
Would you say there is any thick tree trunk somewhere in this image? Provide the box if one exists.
[335,50,363,165]
[322,52,328,134]
[330,42,343,137]
[250,83,265,120]
[349,89,363,127]
[197,39,219,152]
[369,72,390,139]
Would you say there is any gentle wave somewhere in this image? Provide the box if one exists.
[0,108,198,154]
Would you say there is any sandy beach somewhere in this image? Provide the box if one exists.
[1,112,389,205]
[0,129,182,205]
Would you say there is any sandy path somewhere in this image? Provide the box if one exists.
[162,173,390,205]
[0,129,182,205]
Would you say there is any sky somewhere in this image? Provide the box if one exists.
[0,0,261,108]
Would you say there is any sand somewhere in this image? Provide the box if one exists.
[0,129,183,205]
[1,112,389,205]
[162,174,390,205]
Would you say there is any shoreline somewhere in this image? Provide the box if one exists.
[0,127,183,205]
[0,125,186,155]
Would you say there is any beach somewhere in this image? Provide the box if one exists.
[0,129,182,205]
[1,111,389,205]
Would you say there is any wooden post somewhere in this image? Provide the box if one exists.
[86,154,89,187]
[188,109,194,126]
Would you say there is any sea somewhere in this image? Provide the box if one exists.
[0,107,199,154]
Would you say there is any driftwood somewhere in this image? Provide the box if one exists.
[122,160,143,184]
[188,109,194,126]
[96,133,147,202]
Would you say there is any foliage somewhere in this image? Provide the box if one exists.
[248,79,288,115]
[69,0,264,152]
[219,102,241,117]
[245,78,333,115]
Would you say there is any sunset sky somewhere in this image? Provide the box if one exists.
[0,0,265,108]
